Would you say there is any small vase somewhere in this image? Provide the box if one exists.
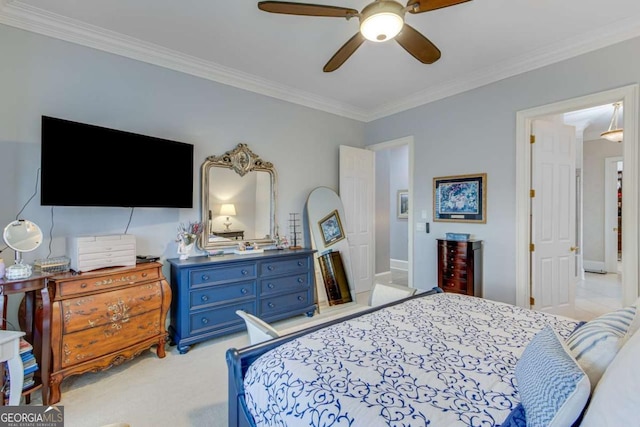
[178,242,195,260]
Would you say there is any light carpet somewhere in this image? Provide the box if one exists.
[27,301,369,427]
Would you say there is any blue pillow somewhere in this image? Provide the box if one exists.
[500,403,526,427]
[515,326,590,427]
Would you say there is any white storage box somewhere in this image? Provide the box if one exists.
[67,234,136,272]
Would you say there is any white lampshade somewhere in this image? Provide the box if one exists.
[359,2,405,43]
[601,129,623,143]
[601,102,624,142]
[220,204,236,216]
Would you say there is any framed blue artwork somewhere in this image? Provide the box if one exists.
[433,173,487,223]
[318,209,345,247]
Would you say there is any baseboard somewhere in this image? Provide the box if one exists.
[583,260,606,274]
[390,259,408,271]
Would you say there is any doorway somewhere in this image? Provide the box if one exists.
[515,84,639,311]
[370,137,414,290]
[340,137,414,302]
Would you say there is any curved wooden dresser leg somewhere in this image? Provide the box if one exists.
[49,373,62,405]
[156,338,166,358]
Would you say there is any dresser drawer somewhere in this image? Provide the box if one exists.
[440,243,467,256]
[190,281,256,310]
[189,301,255,336]
[261,291,311,316]
[442,278,468,293]
[260,273,310,296]
[61,310,162,368]
[441,268,467,280]
[62,282,164,334]
[189,264,257,288]
[56,266,161,298]
[260,257,310,277]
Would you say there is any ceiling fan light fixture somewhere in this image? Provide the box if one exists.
[601,102,624,142]
[360,1,405,42]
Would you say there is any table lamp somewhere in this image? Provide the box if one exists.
[220,204,237,231]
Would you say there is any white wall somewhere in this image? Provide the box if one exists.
[374,150,391,273]
[0,24,364,324]
[365,36,640,304]
[389,145,409,261]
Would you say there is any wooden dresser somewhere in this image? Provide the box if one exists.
[168,249,316,354]
[46,262,171,404]
[437,239,483,297]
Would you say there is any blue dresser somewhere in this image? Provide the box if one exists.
[167,249,316,353]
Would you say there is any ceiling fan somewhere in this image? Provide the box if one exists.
[257,0,471,72]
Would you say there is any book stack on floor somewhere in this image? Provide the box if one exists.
[21,338,39,390]
[2,338,39,404]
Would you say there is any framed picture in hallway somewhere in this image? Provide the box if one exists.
[397,190,409,219]
[434,173,487,223]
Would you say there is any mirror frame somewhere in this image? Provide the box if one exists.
[3,219,43,264]
[199,143,278,251]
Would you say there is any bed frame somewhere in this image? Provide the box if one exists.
[226,287,442,427]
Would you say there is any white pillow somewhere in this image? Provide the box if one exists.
[515,326,590,427]
[565,305,635,390]
[580,325,640,427]
[622,297,640,344]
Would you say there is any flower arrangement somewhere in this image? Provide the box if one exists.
[177,221,203,243]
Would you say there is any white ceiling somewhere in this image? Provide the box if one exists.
[2,0,640,122]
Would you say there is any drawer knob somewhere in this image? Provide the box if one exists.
[267,266,274,271]
[297,278,303,284]
[142,272,148,277]
[268,283,274,289]
[450,273,454,277]
[268,302,275,308]
[81,283,88,288]
[202,275,210,281]
[297,296,304,301]
[241,288,248,294]
[241,270,248,275]
[201,295,209,302]
[297,261,303,266]
[201,318,209,324]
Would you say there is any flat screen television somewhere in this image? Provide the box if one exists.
[40,116,194,208]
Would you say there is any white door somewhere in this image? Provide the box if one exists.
[531,119,577,316]
[604,157,623,273]
[339,145,375,295]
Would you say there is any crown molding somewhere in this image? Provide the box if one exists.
[368,16,640,121]
[0,0,369,122]
[2,0,640,123]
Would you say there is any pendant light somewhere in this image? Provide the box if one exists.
[601,102,624,142]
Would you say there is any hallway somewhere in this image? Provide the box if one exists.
[574,270,623,321]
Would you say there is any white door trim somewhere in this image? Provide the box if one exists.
[516,84,639,307]
[604,156,623,273]
[369,136,415,287]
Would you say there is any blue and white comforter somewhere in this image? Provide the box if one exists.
[244,293,580,427]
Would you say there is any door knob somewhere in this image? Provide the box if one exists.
[570,246,579,252]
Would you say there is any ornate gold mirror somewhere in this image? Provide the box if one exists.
[200,143,277,251]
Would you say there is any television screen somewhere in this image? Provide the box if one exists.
[41,116,194,208]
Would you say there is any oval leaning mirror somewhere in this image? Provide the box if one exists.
[200,143,277,251]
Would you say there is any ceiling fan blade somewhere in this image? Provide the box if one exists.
[406,0,471,14]
[258,1,358,18]
[395,24,441,64]
[323,32,366,72]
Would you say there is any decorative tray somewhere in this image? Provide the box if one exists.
[232,249,265,255]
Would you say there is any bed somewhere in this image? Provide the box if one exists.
[226,289,639,427]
